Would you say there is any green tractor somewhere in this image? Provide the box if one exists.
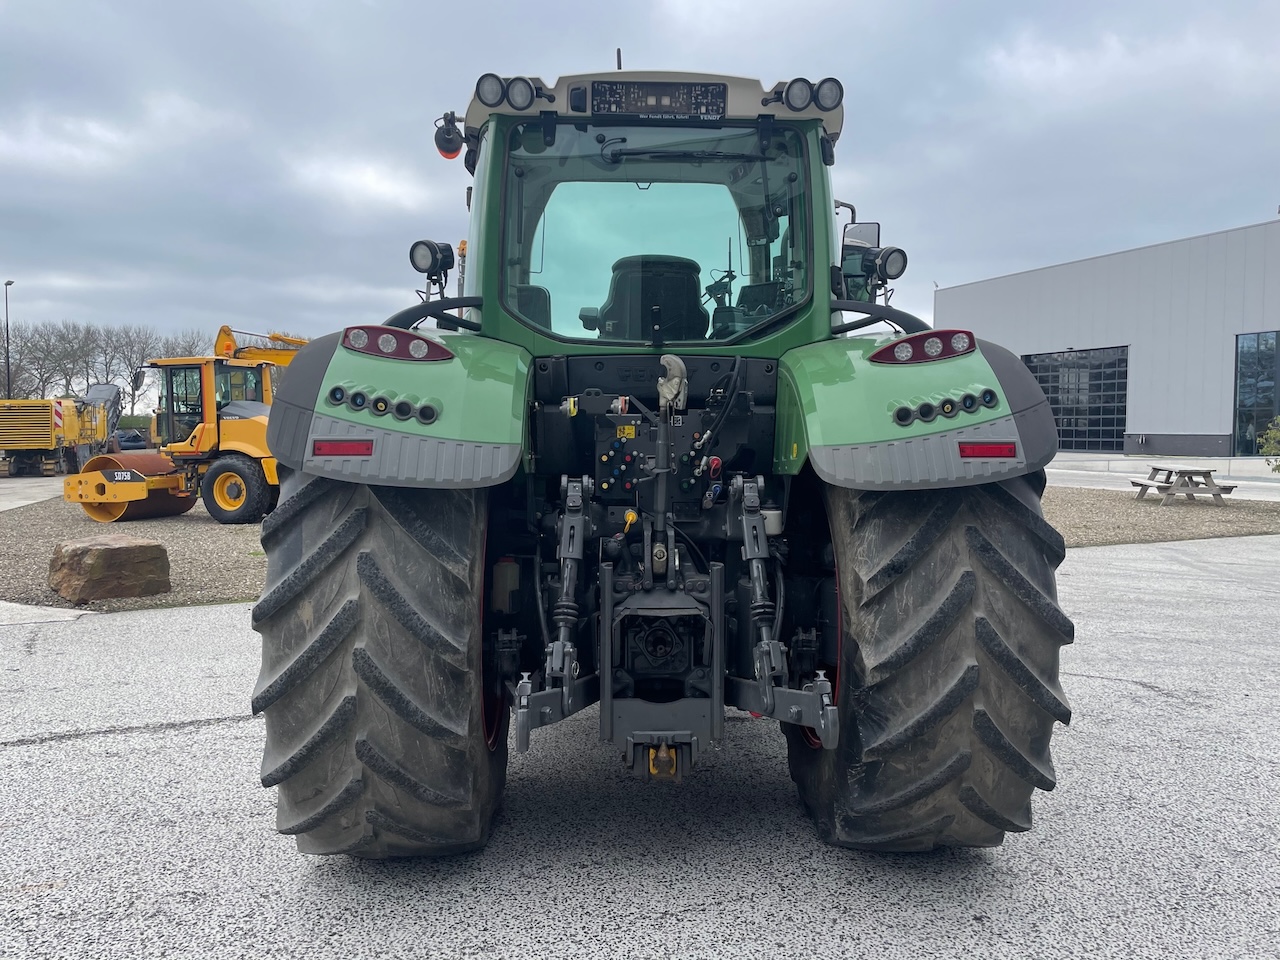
[251,71,1072,858]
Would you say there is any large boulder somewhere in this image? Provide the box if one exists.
[49,535,171,604]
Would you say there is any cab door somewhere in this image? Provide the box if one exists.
[158,365,206,450]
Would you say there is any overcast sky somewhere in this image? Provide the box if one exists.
[2,0,1278,338]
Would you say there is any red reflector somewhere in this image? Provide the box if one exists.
[313,440,374,457]
[958,442,1017,458]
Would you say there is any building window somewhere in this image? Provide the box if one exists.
[1235,332,1277,456]
[1022,346,1128,452]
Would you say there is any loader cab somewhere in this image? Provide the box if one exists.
[155,363,208,450]
[213,362,270,408]
[152,358,274,454]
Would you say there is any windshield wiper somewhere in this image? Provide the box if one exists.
[602,148,765,164]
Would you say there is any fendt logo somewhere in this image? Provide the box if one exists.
[615,366,661,383]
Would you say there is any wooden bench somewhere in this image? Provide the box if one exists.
[1130,465,1236,505]
[1129,478,1172,497]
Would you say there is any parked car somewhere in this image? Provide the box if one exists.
[114,429,149,451]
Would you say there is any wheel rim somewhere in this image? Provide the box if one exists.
[213,473,247,511]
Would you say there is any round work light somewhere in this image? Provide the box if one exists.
[783,78,813,111]
[506,76,536,111]
[880,247,908,280]
[815,78,843,111]
[476,73,506,107]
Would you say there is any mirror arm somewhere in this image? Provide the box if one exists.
[383,297,483,332]
[830,300,930,336]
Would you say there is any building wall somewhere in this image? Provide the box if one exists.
[933,220,1280,455]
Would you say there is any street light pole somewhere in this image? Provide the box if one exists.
[3,280,12,401]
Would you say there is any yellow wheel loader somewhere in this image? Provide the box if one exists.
[64,326,306,524]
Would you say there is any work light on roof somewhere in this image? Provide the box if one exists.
[815,78,843,111]
[506,76,536,111]
[783,78,814,111]
[476,73,506,107]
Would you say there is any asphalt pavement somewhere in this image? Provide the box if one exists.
[2,536,1279,959]
[0,476,64,512]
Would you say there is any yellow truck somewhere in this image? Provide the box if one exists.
[0,385,122,477]
[63,326,305,524]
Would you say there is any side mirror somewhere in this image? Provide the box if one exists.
[579,307,600,331]
[132,369,146,392]
[843,221,880,247]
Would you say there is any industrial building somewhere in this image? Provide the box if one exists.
[934,219,1280,457]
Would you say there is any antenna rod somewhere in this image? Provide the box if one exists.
[616,48,622,70]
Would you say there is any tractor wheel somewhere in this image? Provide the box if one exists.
[251,467,508,857]
[785,472,1073,851]
[201,454,271,524]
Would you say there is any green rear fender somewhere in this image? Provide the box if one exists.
[266,330,530,488]
[775,335,1058,490]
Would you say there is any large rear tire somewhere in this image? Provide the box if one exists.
[785,472,1073,851]
[251,467,508,857]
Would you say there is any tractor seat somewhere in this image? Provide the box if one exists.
[596,256,709,341]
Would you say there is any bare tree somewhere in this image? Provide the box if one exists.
[6,321,39,398]
[14,321,66,398]
[51,319,99,395]
[116,324,164,414]
[95,324,132,388]
[159,327,211,359]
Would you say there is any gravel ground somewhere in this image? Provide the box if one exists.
[0,498,265,612]
[2,485,1280,612]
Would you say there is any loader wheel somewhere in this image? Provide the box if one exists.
[201,454,270,524]
[784,472,1073,851]
[251,467,508,857]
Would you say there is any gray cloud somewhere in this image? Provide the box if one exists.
[1,0,1277,336]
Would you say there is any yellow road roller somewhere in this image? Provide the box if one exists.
[64,327,303,524]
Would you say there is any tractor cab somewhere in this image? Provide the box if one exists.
[409,73,852,353]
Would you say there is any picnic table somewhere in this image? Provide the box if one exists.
[1130,464,1237,506]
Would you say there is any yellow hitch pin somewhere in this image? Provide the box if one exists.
[648,744,676,778]
[623,509,638,534]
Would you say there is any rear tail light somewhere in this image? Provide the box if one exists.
[312,440,374,457]
[958,442,1017,459]
[871,329,975,364]
[342,326,453,361]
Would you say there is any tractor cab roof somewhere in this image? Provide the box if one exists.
[462,71,844,142]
